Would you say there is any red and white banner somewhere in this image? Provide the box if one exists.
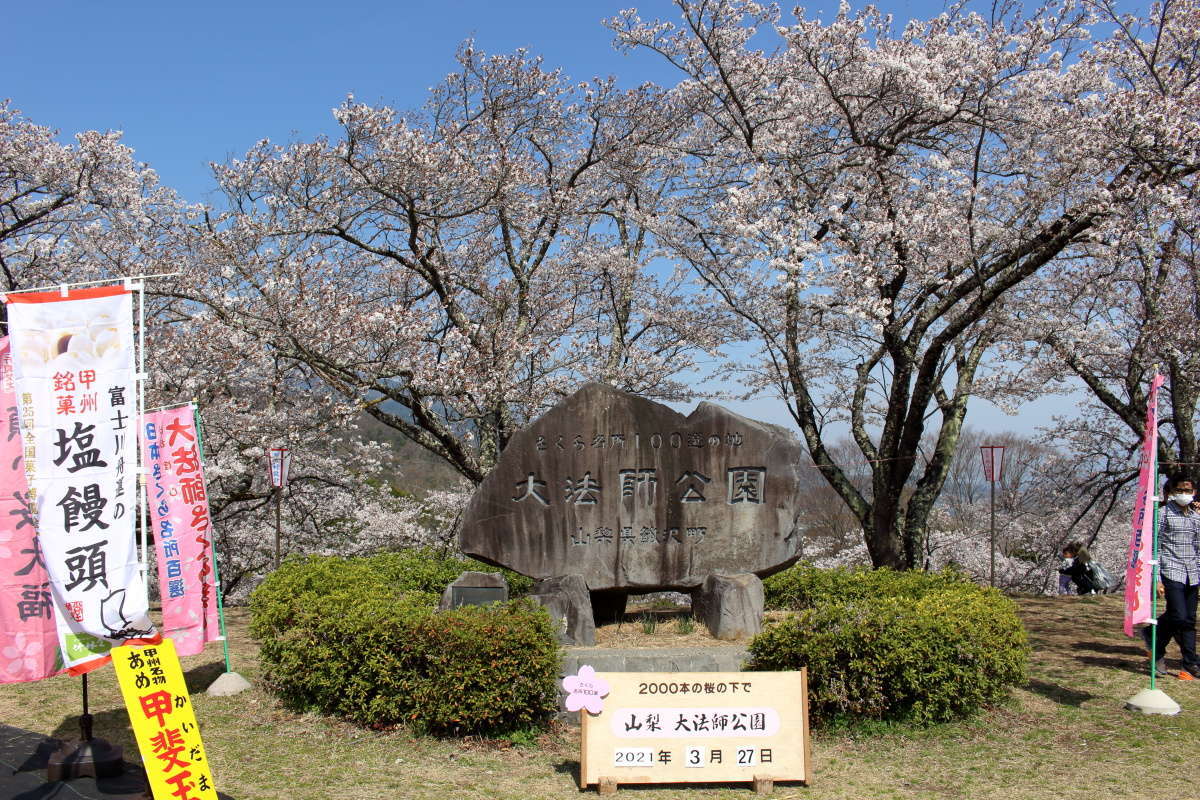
[1125,373,1165,636]
[7,286,155,673]
[0,338,63,682]
[143,403,220,657]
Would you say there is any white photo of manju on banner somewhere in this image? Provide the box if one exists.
[6,285,156,674]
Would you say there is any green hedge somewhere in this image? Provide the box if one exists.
[250,549,530,640]
[250,552,558,736]
[763,561,974,610]
[749,566,1028,727]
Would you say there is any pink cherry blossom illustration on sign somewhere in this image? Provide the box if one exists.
[563,665,610,715]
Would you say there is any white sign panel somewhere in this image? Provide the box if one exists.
[268,447,290,488]
[579,671,810,789]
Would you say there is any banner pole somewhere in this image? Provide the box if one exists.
[132,278,149,608]
[1148,369,1162,691]
[1124,370,1179,714]
[3,272,181,298]
[1150,468,1160,692]
[192,402,233,675]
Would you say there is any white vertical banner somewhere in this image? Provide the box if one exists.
[6,286,156,674]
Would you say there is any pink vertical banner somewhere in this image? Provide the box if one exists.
[1125,373,1165,636]
[0,337,62,682]
[143,403,220,656]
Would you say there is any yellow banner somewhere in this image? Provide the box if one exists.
[113,638,218,800]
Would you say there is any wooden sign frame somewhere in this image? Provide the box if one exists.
[578,670,810,793]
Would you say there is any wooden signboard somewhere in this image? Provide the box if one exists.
[578,670,810,793]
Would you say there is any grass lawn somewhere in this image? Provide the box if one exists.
[0,595,1194,800]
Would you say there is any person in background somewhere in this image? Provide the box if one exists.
[1057,547,1076,595]
[1057,541,1095,595]
[1146,476,1200,679]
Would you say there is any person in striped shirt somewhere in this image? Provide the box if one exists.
[1148,477,1200,679]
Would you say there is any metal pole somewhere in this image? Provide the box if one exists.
[132,279,149,607]
[3,272,181,297]
[192,403,233,674]
[1150,483,1161,691]
[80,674,92,741]
[989,478,996,588]
[274,486,282,570]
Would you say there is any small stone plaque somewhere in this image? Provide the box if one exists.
[448,586,508,608]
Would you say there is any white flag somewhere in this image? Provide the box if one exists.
[7,286,155,673]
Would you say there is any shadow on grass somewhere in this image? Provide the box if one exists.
[553,759,580,782]
[1072,655,1144,674]
[183,660,227,694]
[0,724,61,773]
[49,708,136,750]
[34,714,239,799]
[552,762,808,794]
[1070,641,1144,657]
[1026,679,1097,707]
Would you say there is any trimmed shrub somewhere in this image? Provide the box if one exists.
[250,552,558,736]
[401,602,560,736]
[750,567,1029,726]
[763,561,974,610]
[250,549,528,641]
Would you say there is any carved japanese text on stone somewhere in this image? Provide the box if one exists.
[458,383,804,591]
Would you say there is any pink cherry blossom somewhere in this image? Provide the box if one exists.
[2,632,47,678]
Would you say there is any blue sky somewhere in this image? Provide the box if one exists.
[8,0,1080,436]
[11,0,969,202]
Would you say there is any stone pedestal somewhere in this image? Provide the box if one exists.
[439,571,509,610]
[693,573,765,641]
[206,671,252,697]
[529,574,596,646]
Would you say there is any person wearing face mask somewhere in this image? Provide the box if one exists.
[1145,477,1200,679]
[1057,541,1095,595]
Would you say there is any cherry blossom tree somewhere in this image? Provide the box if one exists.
[1025,180,1199,491]
[1017,0,1200,502]
[186,46,714,484]
[0,102,439,598]
[792,427,1130,590]
[610,0,1199,568]
[927,428,1131,591]
[0,101,174,297]
[145,307,464,599]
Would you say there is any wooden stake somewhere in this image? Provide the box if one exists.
[753,776,775,795]
[598,777,619,795]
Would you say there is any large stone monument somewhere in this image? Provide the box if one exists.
[458,383,804,640]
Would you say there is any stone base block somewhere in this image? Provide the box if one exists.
[693,572,764,641]
[206,671,251,697]
[530,574,596,646]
